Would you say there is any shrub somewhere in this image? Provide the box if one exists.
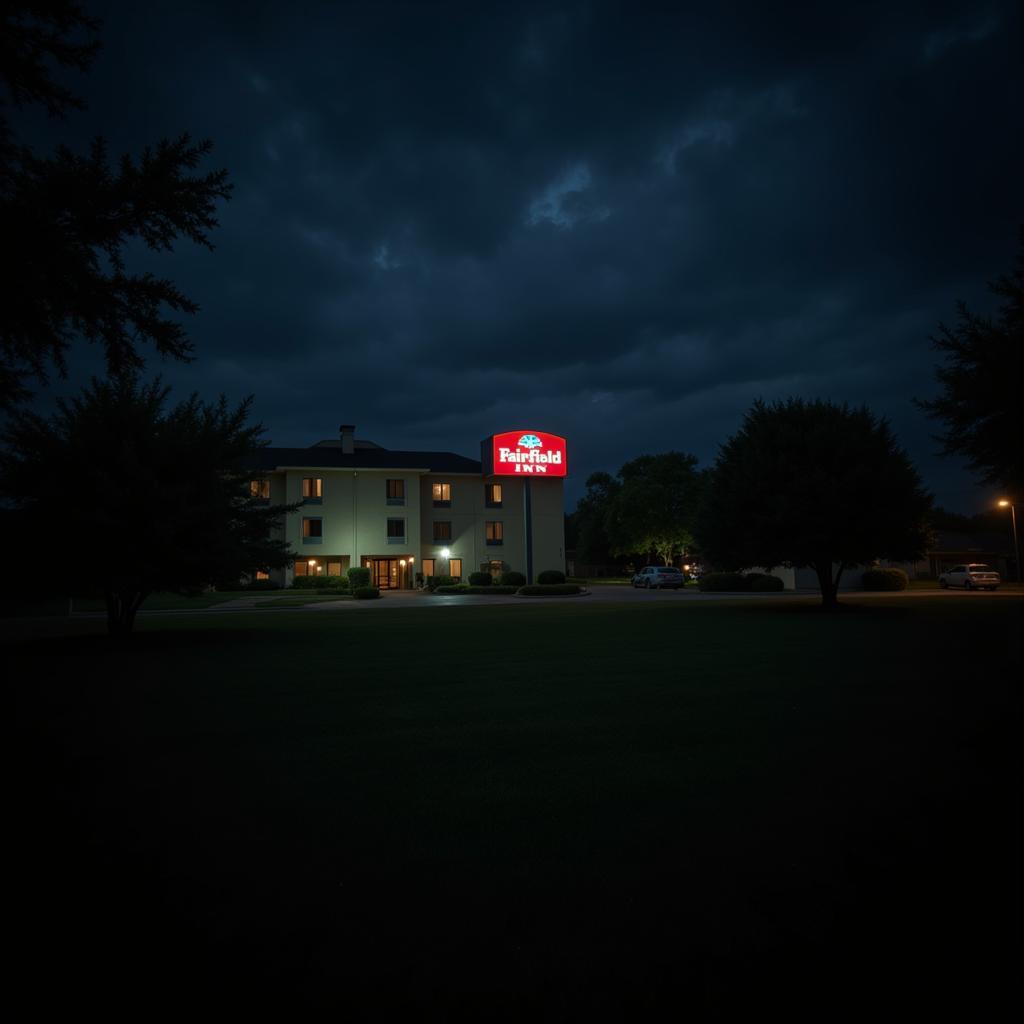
[434,584,470,594]
[499,570,526,587]
[414,572,424,586]
[352,586,380,599]
[862,567,909,591]
[426,575,456,591]
[468,571,492,586]
[292,574,346,590]
[749,574,785,592]
[517,584,581,596]
[347,566,371,588]
[536,569,566,584]
[697,572,750,592]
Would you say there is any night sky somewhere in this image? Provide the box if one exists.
[16,0,1023,511]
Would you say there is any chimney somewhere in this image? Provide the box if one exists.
[339,424,355,455]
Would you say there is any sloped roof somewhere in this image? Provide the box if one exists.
[249,446,482,474]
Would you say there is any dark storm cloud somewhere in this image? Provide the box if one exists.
[19,0,1022,509]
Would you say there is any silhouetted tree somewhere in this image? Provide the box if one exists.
[916,230,1023,498]
[572,470,620,565]
[0,2,231,405]
[0,375,297,635]
[697,399,931,607]
[606,452,702,565]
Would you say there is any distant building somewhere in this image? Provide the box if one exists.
[882,530,1012,580]
[248,425,567,588]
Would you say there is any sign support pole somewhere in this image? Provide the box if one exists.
[524,477,534,584]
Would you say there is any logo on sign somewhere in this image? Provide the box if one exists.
[483,430,568,477]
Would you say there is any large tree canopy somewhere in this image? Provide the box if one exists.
[697,399,932,606]
[0,1,231,405]
[569,453,703,568]
[916,230,1023,498]
[606,452,703,566]
[0,375,297,634]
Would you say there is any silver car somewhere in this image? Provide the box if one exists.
[631,566,685,590]
[938,563,1001,591]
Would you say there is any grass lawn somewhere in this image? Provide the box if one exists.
[9,595,1020,1014]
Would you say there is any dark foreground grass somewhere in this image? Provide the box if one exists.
[9,596,1021,1016]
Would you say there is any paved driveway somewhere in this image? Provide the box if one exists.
[202,583,1021,614]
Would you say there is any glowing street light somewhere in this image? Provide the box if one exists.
[997,499,1020,583]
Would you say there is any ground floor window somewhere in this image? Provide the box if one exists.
[294,556,349,577]
[422,558,435,577]
[255,570,270,580]
[449,558,462,580]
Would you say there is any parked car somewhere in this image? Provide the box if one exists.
[938,563,1001,591]
[631,566,685,590]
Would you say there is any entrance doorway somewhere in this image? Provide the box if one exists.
[367,557,412,589]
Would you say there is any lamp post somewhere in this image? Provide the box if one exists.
[997,500,1020,583]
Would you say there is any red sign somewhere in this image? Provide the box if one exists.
[482,431,568,477]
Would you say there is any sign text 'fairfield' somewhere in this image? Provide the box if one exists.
[482,431,568,477]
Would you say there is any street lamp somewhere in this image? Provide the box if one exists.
[997,500,1020,583]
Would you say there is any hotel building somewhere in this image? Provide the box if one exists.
[249,425,567,589]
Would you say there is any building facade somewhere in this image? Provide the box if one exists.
[249,425,566,588]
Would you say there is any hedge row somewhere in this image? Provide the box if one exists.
[435,584,519,595]
[291,575,347,590]
[861,567,909,591]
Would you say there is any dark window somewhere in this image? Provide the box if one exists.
[302,517,323,539]
[387,518,406,539]
[386,479,405,505]
[485,483,502,507]
[433,521,452,542]
[432,482,451,507]
[485,521,503,545]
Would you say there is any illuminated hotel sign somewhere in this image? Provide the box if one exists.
[481,431,568,477]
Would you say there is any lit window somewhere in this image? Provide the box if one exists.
[302,477,323,500]
[250,479,270,500]
[432,482,451,506]
[433,521,452,542]
[485,483,502,507]
[386,479,405,505]
[485,521,503,545]
[302,518,323,542]
[422,558,435,577]
[449,558,462,580]
[255,570,270,580]
[387,518,406,543]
